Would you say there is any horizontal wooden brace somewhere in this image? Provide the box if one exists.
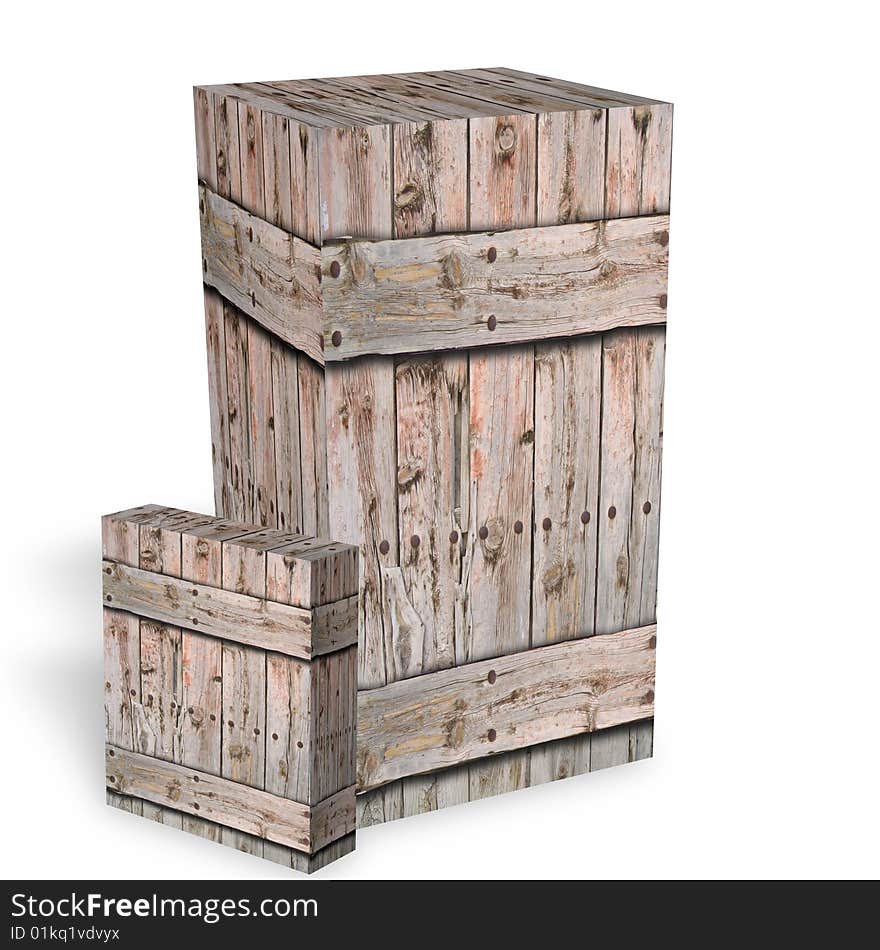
[106,746,355,854]
[322,215,669,360]
[356,623,656,791]
[102,559,358,660]
[199,185,324,365]
[199,185,668,363]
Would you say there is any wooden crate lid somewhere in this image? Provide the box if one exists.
[197,67,668,128]
[102,504,358,608]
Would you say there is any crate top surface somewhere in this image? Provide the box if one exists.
[198,67,669,128]
[102,504,356,561]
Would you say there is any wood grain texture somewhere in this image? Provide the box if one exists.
[465,112,536,802]
[321,213,668,360]
[102,560,357,660]
[199,186,323,365]
[358,624,656,790]
[529,102,606,785]
[591,99,671,770]
[107,746,355,854]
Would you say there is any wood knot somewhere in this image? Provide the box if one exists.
[496,124,516,152]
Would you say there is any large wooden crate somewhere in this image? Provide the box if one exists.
[102,505,359,872]
[193,68,671,829]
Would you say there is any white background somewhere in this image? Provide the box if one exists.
[1,0,878,880]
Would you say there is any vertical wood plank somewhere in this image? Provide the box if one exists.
[238,101,265,217]
[320,120,403,825]
[593,101,671,768]
[220,535,269,855]
[103,507,164,816]
[529,106,606,786]
[271,339,304,534]
[289,121,322,245]
[246,321,277,527]
[393,118,471,816]
[262,111,293,231]
[298,356,329,537]
[213,92,242,204]
[465,112,537,802]
[223,305,252,523]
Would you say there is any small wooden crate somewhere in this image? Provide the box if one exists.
[102,504,359,872]
[193,68,670,829]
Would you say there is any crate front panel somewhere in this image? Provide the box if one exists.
[102,506,358,870]
[193,72,671,824]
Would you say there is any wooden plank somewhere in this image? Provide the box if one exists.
[321,213,669,360]
[220,532,270,855]
[529,104,606,786]
[592,100,671,770]
[288,121,322,245]
[466,111,537,802]
[106,746,355,854]
[488,67,664,107]
[203,289,232,517]
[319,117,403,826]
[222,304,252,523]
[357,624,656,791]
[103,506,166,817]
[212,91,242,203]
[199,186,324,365]
[392,118,468,237]
[237,100,265,218]
[392,115,471,817]
[102,560,357,659]
[297,355,329,537]
[246,320,277,527]
[606,103,673,219]
[270,338,303,533]
[318,124,392,241]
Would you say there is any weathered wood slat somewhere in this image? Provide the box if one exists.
[102,560,358,659]
[106,746,355,854]
[357,623,656,791]
[199,185,323,365]
[529,102,606,786]
[465,112,536,803]
[591,100,671,770]
[321,214,668,360]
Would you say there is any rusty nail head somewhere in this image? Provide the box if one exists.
[105,594,112,602]
[658,229,669,246]
[488,670,497,684]
[487,315,497,331]
[193,803,200,810]
[331,330,343,347]
[649,635,657,649]
[254,728,260,736]
[227,720,234,728]
[410,535,420,548]
[513,520,523,534]
[487,246,497,263]
[542,517,552,531]
[108,749,115,757]
[645,689,655,704]
[488,728,497,742]
[272,732,279,741]
[659,293,668,309]
[109,775,116,783]
[643,501,652,514]
[379,539,390,555]
[193,774,200,782]
[580,510,591,524]
[192,588,198,596]
[329,260,341,278]
[608,506,617,519]
[478,525,489,540]
[191,617,198,626]
[449,530,459,544]
[296,740,303,749]
[104,567,111,575]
